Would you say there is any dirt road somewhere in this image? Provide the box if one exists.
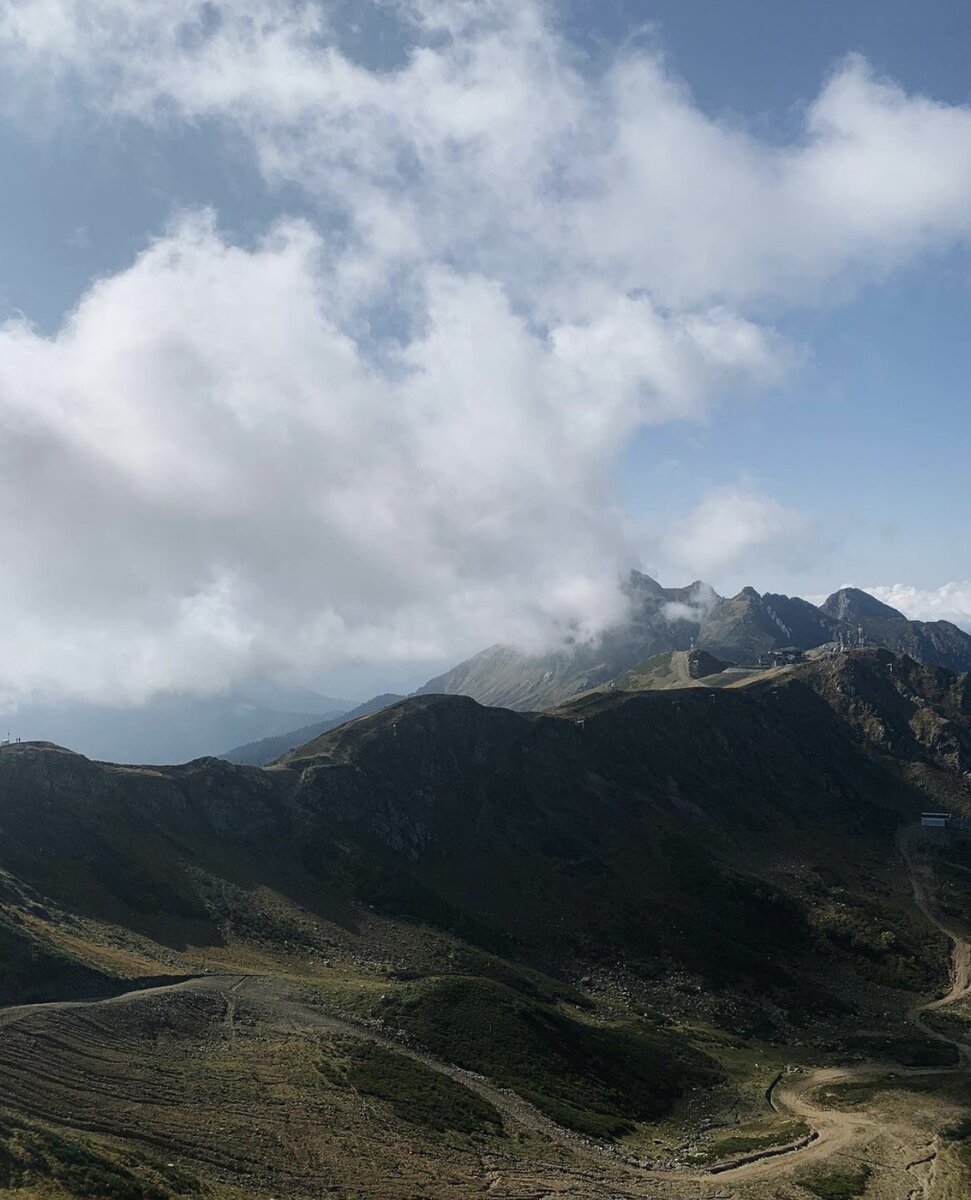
[0,824,967,1197]
[899,826,971,1068]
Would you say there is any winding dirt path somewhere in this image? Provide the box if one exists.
[702,827,971,1193]
[899,826,971,1068]
[706,828,971,1191]
[0,825,967,1196]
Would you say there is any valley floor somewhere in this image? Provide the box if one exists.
[0,826,969,1200]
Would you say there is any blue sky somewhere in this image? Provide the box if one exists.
[572,0,971,113]
[602,0,971,597]
[0,0,970,706]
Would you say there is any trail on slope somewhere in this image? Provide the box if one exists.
[0,829,968,1196]
[0,973,926,1190]
[652,826,971,1188]
[717,829,971,1191]
[898,827,971,1067]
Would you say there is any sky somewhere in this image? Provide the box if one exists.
[0,0,970,708]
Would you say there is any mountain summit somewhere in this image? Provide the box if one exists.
[820,586,907,622]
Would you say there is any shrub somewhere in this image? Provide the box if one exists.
[797,1163,871,1198]
[345,1042,502,1136]
[377,974,722,1139]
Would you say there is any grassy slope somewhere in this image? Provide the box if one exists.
[0,650,969,1193]
[0,918,122,1006]
[376,974,722,1138]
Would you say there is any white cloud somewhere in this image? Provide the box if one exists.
[862,583,971,632]
[1,2,971,701]
[660,487,812,579]
[5,5,971,310]
[661,581,719,624]
[0,214,780,705]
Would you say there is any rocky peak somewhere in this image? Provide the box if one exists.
[821,587,906,623]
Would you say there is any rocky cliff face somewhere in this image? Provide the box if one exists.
[696,588,838,661]
[794,649,971,775]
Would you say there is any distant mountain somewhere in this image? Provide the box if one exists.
[696,587,838,662]
[417,571,704,709]
[819,586,906,623]
[820,587,971,673]
[222,692,404,765]
[6,683,351,765]
[418,574,971,709]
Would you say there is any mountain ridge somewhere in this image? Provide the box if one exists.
[417,574,971,710]
[222,692,405,765]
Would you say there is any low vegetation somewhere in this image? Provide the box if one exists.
[814,1074,940,1108]
[796,1163,871,1198]
[701,1118,809,1163]
[840,1031,959,1066]
[376,973,722,1138]
[434,945,591,1007]
[808,889,946,990]
[342,1041,503,1135]
[0,919,118,1006]
[0,1113,190,1199]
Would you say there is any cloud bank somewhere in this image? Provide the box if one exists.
[2,1,971,702]
[864,583,971,632]
[2,213,777,704]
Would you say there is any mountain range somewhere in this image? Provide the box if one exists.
[418,573,971,710]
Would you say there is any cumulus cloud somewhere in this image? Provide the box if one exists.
[0,214,782,705]
[660,487,812,579]
[862,583,971,632]
[1,1,971,702]
[6,4,971,308]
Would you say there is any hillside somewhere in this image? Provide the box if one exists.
[222,692,404,765]
[1,651,971,1197]
[5,651,968,1005]
[1,652,969,1195]
[418,574,971,710]
[611,648,735,690]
